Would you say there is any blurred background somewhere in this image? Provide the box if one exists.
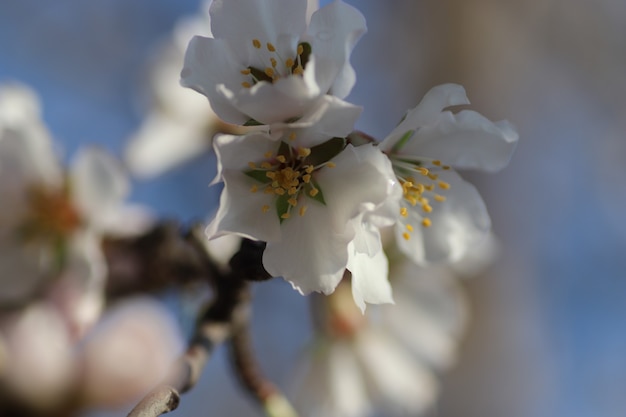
[1,0,625,416]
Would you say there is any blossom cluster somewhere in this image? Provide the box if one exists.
[181,0,518,311]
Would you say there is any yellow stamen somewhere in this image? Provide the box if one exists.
[288,187,298,195]
[400,207,408,217]
[299,206,307,216]
[285,58,294,68]
[262,205,270,213]
[264,67,275,78]
[438,181,451,190]
[267,42,276,52]
[281,212,291,219]
[406,224,414,232]
[270,57,277,68]
[428,173,438,180]
[432,160,442,166]
[417,167,429,176]
[252,39,261,49]
[297,148,311,157]
[242,82,252,88]
[264,151,273,158]
[305,165,314,174]
[297,44,304,55]
[326,162,336,168]
[250,185,258,193]
[276,155,287,163]
[402,232,410,240]
[422,218,432,227]
[248,161,257,169]
[274,188,286,195]
[288,197,298,206]
[293,65,304,75]
[422,204,433,213]
[266,172,276,179]
[302,174,311,183]
[309,188,319,197]
[443,165,451,170]
[434,195,446,202]
[288,132,297,141]
[241,68,251,75]
[261,162,272,169]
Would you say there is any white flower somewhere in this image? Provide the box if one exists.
[181,0,366,125]
[379,83,518,264]
[206,104,399,300]
[0,83,137,322]
[290,259,467,417]
[125,1,235,178]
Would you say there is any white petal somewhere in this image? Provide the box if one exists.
[396,169,491,264]
[181,36,248,124]
[70,148,129,228]
[405,110,519,172]
[307,0,367,98]
[210,0,306,50]
[347,241,393,313]
[211,132,277,184]
[0,239,52,306]
[263,201,347,294]
[124,113,209,178]
[355,329,439,416]
[380,84,469,151]
[270,95,362,147]
[385,261,467,369]
[206,169,281,242]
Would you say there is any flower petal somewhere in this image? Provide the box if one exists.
[380,84,469,151]
[307,0,367,98]
[406,110,519,172]
[181,36,249,124]
[70,148,129,229]
[347,240,393,313]
[206,169,281,242]
[210,0,307,50]
[396,168,491,264]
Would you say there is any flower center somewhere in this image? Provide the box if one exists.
[393,159,451,240]
[240,39,311,89]
[18,183,82,243]
[245,136,345,222]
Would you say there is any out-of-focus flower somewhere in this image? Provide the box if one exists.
[125,1,245,178]
[206,104,399,304]
[78,297,184,408]
[181,0,366,125]
[379,83,518,264]
[290,254,467,417]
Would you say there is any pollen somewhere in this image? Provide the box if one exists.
[241,68,251,75]
[432,160,442,166]
[266,171,276,179]
[299,206,307,216]
[406,224,414,232]
[264,151,273,158]
[285,58,294,68]
[297,44,304,55]
[293,65,304,75]
[421,218,432,227]
[305,165,315,174]
[288,197,298,206]
[434,194,446,202]
[261,162,272,169]
[252,39,262,48]
[309,188,319,197]
[267,42,276,52]
[400,207,408,217]
[264,67,275,78]
[281,212,291,219]
[422,204,433,213]
[248,161,257,169]
[438,181,451,190]
[302,174,311,183]
[242,82,252,88]
[402,232,410,240]
[297,147,311,158]
[326,162,336,168]
[250,185,258,193]
[417,167,429,176]
[262,205,270,213]
[288,132,297,141]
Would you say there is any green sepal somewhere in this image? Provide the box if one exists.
[248,66,273,83]
[390,130,415,153]
[303,137,346,167]
[294,42,312,70]
[244,169,272,183]
[305,179,326,206]
[275,193,291,224]
[243,118,264,126]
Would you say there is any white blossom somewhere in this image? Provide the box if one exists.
[181,0,366,125]
[206,104,399,303]
[379,83,518,264]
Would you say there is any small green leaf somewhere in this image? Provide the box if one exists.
[276,193,291,223]
[243,118,264,126]
[304,137,346,166]
[305,180,326,205]
[244,169,272,183]
[390,130,415,153]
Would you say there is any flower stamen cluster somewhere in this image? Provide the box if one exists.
[241,41,310,89]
